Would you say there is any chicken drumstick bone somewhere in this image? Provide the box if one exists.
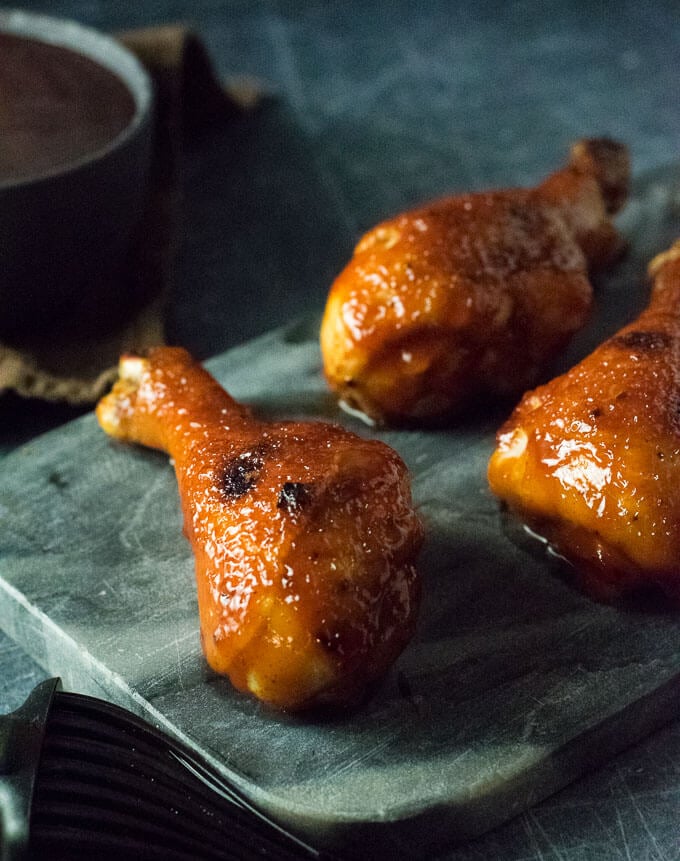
[488,241,680,602]
[97,348,423,710]
[321,138,629,424]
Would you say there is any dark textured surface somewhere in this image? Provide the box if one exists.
[2,2,680,858]
[1,316,680,858]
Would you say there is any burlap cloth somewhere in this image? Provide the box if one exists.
[0,25,261,405]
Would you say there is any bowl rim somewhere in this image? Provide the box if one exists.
[0,8,154,191]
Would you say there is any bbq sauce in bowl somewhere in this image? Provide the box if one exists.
[0,10,153,337]
[0,32,136,183]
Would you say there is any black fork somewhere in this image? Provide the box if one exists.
[0,679,334,860]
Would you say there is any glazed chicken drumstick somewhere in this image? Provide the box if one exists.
[488,240,680,603]
[96,348,423,710]
[321,138,629,424]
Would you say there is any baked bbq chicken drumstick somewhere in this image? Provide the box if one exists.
[96,348,423,711]
[321,138,629,425]
[488,241,680,603]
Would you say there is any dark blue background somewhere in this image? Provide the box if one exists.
[2,2,679,857]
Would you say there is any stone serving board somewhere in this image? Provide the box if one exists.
[1,168,680,859]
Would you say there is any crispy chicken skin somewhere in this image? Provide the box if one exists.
[488,241,680,603]
[96,347,423,710]
[320,138,629,425]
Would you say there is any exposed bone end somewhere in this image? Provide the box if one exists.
[118,353,148,385]
[96,354,148,439]
[647,239,680,279]
[569,138,630,215]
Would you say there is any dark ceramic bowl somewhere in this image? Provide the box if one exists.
[0,9,154,337]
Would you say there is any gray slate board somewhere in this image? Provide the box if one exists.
[1,168,680,859]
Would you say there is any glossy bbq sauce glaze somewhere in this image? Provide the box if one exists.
[488,242,680,605]
[0,32,135,183]
[96,348,424,711]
